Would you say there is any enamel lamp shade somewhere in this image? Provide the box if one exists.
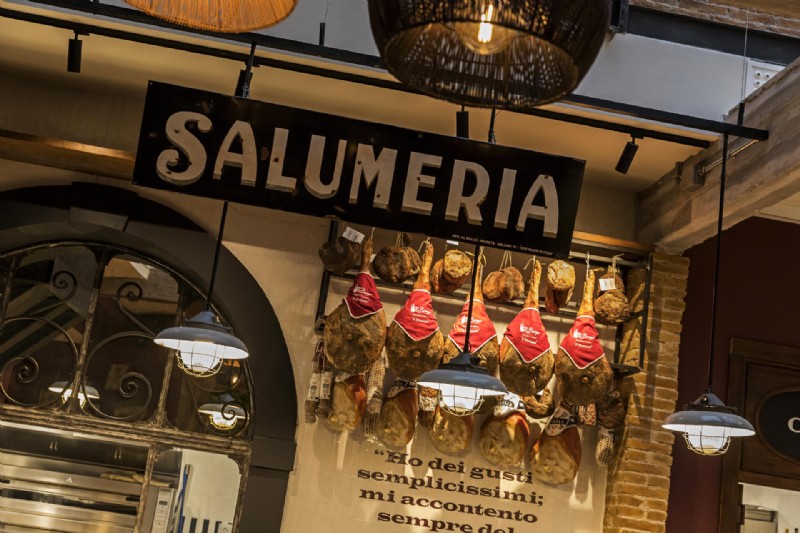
[418,351,507,416]
[153,202,249,377]
[663,391,755,456]
[155,310,248,377]
[416,244,506,416]
[662,134,756,455]
[49,381,100,407]
[198,395,246,430]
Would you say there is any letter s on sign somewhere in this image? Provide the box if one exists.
[788,417,800,433]
[156,111,212,185]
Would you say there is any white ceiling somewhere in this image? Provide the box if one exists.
[0,4,719,195]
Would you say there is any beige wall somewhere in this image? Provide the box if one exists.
[0,69,658,531]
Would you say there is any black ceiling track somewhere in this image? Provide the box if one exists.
[1,3,769,146]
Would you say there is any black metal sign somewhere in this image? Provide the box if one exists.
[133,82,585,257]
[757,389,800,463]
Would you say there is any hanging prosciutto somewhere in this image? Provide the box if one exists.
[555,269,614,406]
[498,259,555,396]
[385,241,444,381]
[442,261,499,375]
[478,393,530,468]
[324,236,387,374]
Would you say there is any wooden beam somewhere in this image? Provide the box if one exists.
[636,60,800,252]
[0,129,134,180]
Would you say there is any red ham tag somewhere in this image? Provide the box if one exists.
[344,273,383,318]
[503,308,551,363]
[559,315,605,369]
[448,300,497,352]
[393,289,439,341]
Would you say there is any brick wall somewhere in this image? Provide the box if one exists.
[603,254,690,533]
[632,0,800,38]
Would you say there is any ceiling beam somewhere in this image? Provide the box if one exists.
[0,129,134,180]
[636,58,800,252]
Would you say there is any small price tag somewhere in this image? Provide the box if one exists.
[320,371,333,400]
[307,372,321,401]
[342,227,365,243]
[446,240,460,246]
[599,277,617,292]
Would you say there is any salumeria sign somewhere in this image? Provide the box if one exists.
[133,82,585,257]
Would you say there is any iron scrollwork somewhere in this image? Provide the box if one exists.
[0,316,80,408]
[82,332,154,422]
[114,281,154,336]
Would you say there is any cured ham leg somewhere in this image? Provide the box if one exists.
[532,403,581,485]
[385,242,444,381]
[498,259,554,396]
[443,261,499,375]
[324,237,387,374]
[378,380,419,447]
[478,395,529,468]
[429,407,474,454]
[555,270,614,406]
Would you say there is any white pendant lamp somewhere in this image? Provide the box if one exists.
[154,202,249,377]
[198,394,246,430]
[662,133,755,455]
[417,244,507,416]
[49,380,100,408]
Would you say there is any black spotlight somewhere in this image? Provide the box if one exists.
[234,69,253,98]
[67,31,83,73]
[615,136,640,174]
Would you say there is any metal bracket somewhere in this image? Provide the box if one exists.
[610,0,630,34]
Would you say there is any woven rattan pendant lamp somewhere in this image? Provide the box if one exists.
[368,0,610,109]
[124,0,296,33]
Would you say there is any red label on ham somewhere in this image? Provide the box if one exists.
[448,300,497,352]
[344,273,383,318]
[393,289,439,341]
[559,315,605,369]
[503,308,551,363]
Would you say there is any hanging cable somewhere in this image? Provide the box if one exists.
[462,244,481,354]
[206,201,229,311]
[705,133,729,391]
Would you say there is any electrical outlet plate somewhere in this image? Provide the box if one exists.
[745,59,785,97]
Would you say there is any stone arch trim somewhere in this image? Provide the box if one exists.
[0,182,296,531]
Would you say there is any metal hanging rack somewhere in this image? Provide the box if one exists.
[313,221,653,379]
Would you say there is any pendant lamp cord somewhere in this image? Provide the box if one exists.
[462,244,481,354]
[706,133,729,391]
[206,201,229,311]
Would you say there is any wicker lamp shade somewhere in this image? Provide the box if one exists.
[368,0,610,108]
[124,0,297,33]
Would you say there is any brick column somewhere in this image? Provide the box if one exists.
[603,254,690,533]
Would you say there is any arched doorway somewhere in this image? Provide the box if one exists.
[0,183,296,532]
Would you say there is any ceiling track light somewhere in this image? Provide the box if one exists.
[663,133,755,455]
[615,135,640,174]
[154,201,249,377]
[67,31,84,74]
[235,43,258,98]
